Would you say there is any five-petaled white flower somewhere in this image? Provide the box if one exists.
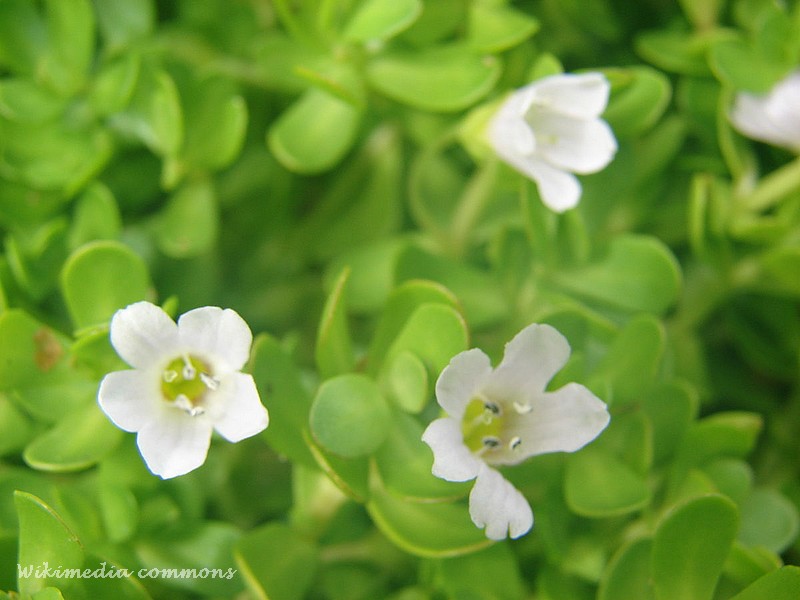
[730,70,800,153]
[488,72,618,213]
[98,301,269,479]
[422,323,610,540]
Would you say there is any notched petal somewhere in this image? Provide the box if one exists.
[469,465,533,540]
[110,301,179,369]
[422,418,482,482]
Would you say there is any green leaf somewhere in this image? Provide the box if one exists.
[368,279,460,371]
[60,240,150,332]
[598,537,656,600]
[0,310,66,391]
[235,523,319,600]
[68,182,122,249]
[181,77,248,171]
[344,0,422,43]
[90,53,141,116]
[23,402,123,472]
[677,412,763,467]
[268,88,361,174]
[643,381,698,465]
[434,544,526,600]
[729,566,800,600]
[565,449,651,517]
[604,66,672,136]
[305,430,370,501]
[589,315,665,404]
[467,2,539,53]
[383,351,428,413]
[366,44,500,112]
[396,246,507,328]
[70,554,150,599]
[15,491,84,595]
[738,489,799,553]
[309,374,391,458]
[703,459,753,506]
[709,38,792,93]
[383,303,468,381]
[93,0,154,49]
[0,393,35,456]
[154,179,218,258]
[250,334,316,466]
[374,412,469,501]
[316,267,355,379]
[0,78,64,123]
[43,0,95,95]
[135,522,242,596]
[553,235,682,315]
[635,29,720,76]
[651,495,739,600]
[367,486,492,557]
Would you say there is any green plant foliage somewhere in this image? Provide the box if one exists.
[0,0,798,598]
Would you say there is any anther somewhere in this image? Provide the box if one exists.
[509,436,522,451]
[513,402,532,415]
[174,394,205,417]
[200,372,220,391]
[482,436,501,449]
[163,369,178,383]
[484,402,501,415]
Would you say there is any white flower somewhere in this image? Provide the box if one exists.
[422,323,610,540]
[98,301,269,479]
[488,72,618,213]
[730,70,800,153]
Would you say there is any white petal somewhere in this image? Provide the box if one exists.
[207,373,269,442]
[421,418,483,482]
[136,410,213,479]
[435,348,493,419]
[97,369,163,432]
[177,307,253,373]
[469,465,533,540]
[110,302,179,369]
[526,160,582,212]
[731,93,791,147]
[528,113,617,174]
[489,103,537,157]
[528,72,611,119]
[499,382,609,463]
[731,71,800,152]
[482,323,571,407]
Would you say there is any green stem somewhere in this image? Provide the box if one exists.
[450,159,499,256]
[272,0,306,41]
[739,155,800,212]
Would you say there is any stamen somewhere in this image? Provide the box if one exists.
[200,372,220,391]
[174,394,206,417]
[510,436,522,451]
[482,436,501,449]
[163,369,178,383]
[484,402,501,415]
[181,355,196,380]
[513,402,532,415]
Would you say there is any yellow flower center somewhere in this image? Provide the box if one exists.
[461,397,525,456]
[160,355,218,416]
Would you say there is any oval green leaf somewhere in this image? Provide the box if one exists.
[310,374,390,458]
[268,88,361,174]
[366,44,500,112]
[60,240,150,331]
[344,0,422,43]
[652,494,739,600]
[565,449,651,517]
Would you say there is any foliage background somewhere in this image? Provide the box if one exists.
[0,0,799,598]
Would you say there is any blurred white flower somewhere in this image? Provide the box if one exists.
[422,323,609,540]
[98,301,268,479]
[730,70,800,153]
[488,72,618,213]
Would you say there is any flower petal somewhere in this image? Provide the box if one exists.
[422,418,483,482]
[527,112,617,174]
[110,302,179,369]
[98,369,163,432]
[499,382,609,463]
[177,306,253,373]
[489,97,537,157]
[731,71,800,152]
[529,72,611,119]
[136,410,213,479]
[469,465,533,540]
[435,348,493,419]
[482,323,571,407]
[207,373,269,442]
[528,160,582,212]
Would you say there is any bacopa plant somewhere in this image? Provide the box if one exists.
[1,1,799,599]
